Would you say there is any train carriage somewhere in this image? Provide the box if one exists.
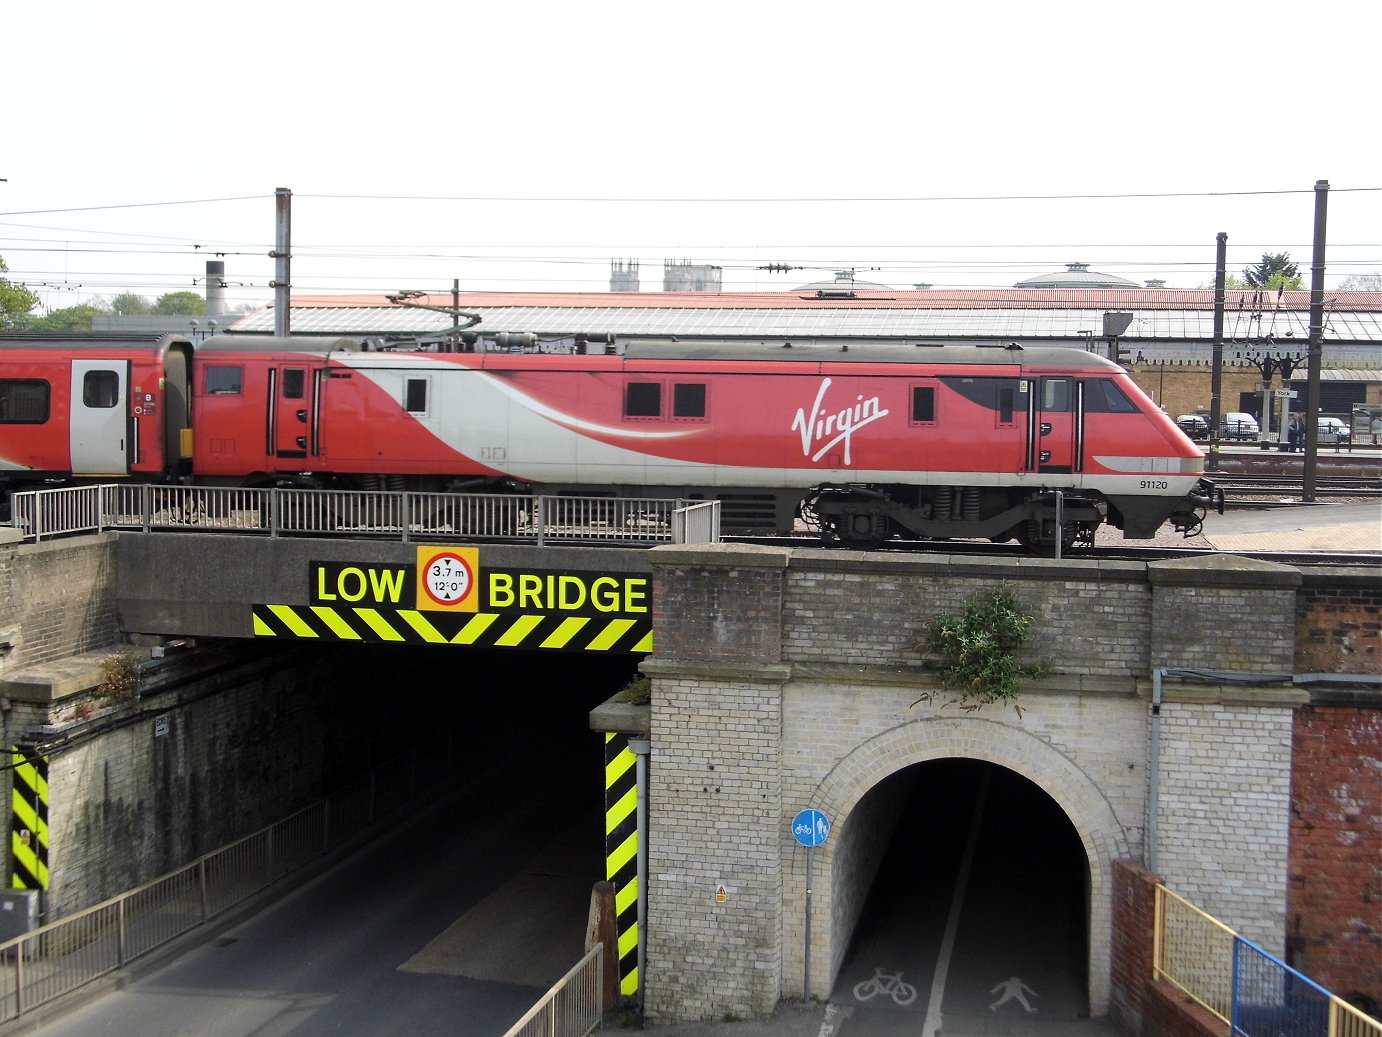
[0,333,193,488]
[0,333,1218,550]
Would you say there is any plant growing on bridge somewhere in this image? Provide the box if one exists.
[916,587,1048,711]
[95,651,140,704]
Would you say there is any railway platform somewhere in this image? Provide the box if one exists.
[1199,501,1381,554]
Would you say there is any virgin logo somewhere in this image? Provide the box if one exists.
[790,378,889,465]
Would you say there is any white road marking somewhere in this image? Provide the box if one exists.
[920,769,991,1037]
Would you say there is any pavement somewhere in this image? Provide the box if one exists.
[631,998,1125,1037]
[1196,500,1380,554]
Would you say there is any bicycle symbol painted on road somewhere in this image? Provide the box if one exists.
[852,967,917,1006]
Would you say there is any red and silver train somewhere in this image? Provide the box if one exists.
[0,332,1219,549]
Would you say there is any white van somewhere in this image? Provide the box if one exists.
[1221,412,1260,441]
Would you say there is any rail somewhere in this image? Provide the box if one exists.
[0,730,462,1024]
[500,942,604,1037]
[9,484,700,546]
[1154,884,1380,1036]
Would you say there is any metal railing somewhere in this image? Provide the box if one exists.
[501,942,604,1037]
[672,499,721,544]
[1154,885,1381,1036]
[1154,886,1236,1021]
[10,484,695,546]
[0,731,459,1024]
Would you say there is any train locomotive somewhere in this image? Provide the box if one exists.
[0,332,1220,550]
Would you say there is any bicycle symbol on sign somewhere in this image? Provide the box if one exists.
[852,967,918,1006]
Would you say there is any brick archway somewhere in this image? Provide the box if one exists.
[807,716,1132,1016]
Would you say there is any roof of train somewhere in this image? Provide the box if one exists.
[619,339,1122,368]
[0,332,193,349]
[191,335,1122,369]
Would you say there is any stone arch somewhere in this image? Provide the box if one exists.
[805,715,1131,1016]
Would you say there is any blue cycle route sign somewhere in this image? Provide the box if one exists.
[792,808,830,847]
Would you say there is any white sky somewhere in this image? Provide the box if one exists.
[3,0,1379,315]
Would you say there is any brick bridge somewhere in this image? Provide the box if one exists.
[1,529,1378,1028]
[623,544,1379,1024]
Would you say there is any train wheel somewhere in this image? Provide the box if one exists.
[819,512,891,550]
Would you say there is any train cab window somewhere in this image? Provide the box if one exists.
[625,381,662,418]
[1042,378,1071,412]
[404,377,429,415]
[999,386,1015,424]
[0,379,50,423]
[1084,378,1139,413]
[82,370,120,408]
[910,386,936,424]
[281,369,306,400]
[206,366,243,395]
[672,382,706,419]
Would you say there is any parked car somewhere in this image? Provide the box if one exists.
[1317,417,1351,445]
[1220,412,1260,441]
[1175,414,1210,440]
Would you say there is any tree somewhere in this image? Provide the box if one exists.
[23,303,104,333]
[0,256,39,330]
[1243,252,1303,290]
[1338,273,1382,291]
[151,291,206,316]
[109,292,151,315]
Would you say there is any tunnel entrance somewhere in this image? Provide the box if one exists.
[832,758,1090,1028]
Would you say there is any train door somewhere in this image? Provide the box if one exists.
[1030,376,1079,474]
[267,364,312,460]
[69,359,129,475]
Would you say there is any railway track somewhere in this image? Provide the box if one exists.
[1216,474,1381,498]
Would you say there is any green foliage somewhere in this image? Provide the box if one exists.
[617,673,651,705]
[152,291,205,316]
[24,303,104,332]
[0,256,39,330]
[917,588,1048,710]
[109,292,151,315]
[1243,252,1303,290]
[95,652,140,703]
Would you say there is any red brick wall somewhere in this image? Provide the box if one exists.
[1144,983,1230,1037]
[1288,705,1382,1005]
[1110,861,1225,1037]
[1295,574,1382,675]
[1110,862,1159,1033]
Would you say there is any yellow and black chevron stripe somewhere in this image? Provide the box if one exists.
[252,605,653,653]
[11,746,49,891]
[604,731,639,997]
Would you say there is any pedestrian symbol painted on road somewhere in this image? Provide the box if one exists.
[989,976,1038,1013]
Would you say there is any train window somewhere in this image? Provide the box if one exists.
[206,366,243,395]
[1084,378,1139,414]
[911,386,936,423]
[999,386,1015,423]
[625,381,662,418]
[1042,378,1070,412]
[0,379,50,423]
[404,377,429,415]
[82,370,120,409]
[672,382,706,419]
[281,369,306,400]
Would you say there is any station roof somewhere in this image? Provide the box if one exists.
[227,288,1382,349]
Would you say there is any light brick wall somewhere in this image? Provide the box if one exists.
[1153,700,1297,951]
[644,672,787,1023]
